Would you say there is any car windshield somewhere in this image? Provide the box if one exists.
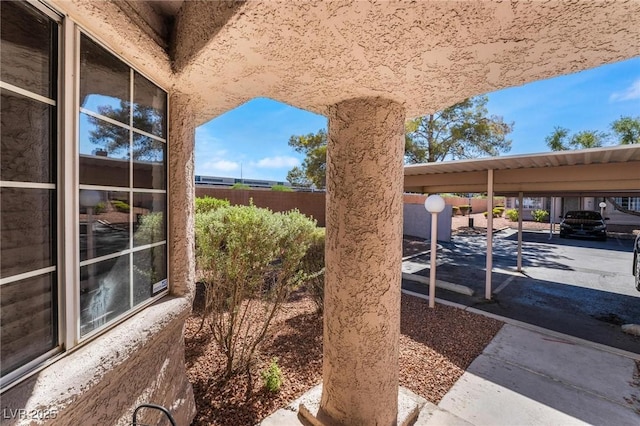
[564,211,602,220]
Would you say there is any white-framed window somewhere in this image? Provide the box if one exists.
[613,197,640,212]
[0,0,169,390]
[510,197,545,210]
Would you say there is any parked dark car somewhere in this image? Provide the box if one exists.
[633,233,640,291]
[559,210,608,241]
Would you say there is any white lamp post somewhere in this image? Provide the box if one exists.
[424,194,445,308]
[80,190,101,260]
[599,201,607,217]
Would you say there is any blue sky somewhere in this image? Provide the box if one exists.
[195,57,639,181]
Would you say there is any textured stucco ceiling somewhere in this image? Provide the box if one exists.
[51,1,640,126]
[170,0,640,125]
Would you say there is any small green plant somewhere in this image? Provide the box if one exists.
[93,201,106,214]
[231,182,250,189]
[271,184,293,192]
[112,200,130,213]
[261,358,283,392]
[505,209,519,222]
[195,196,230,214]
[532,209,549,223]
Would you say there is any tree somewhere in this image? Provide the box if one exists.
[286,96,513,185]
[286,129,327,189]
[545,116,639,151]
[611,116,640,145]
[286,166,312,188]
[87,101,164,161]
[545,126,607,150]
[404,95,513,163]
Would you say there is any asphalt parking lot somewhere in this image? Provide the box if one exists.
[402,230,640,353]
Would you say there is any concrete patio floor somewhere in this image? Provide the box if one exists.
[416,323,639,425]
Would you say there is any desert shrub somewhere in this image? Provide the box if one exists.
[532,209,549,223]
[451,206,460,216]
[458,205,471,216]
[231,182,250,189]
[195,196,230,214]
[483,207,504,218]
[505,209,519,222]
[93,201,106,214]
[300,227,325,313]
[195,204,316,377]
[261,358,283,392]
[112,200,130,213]
[135,212,164,245]
[271,184,293,192]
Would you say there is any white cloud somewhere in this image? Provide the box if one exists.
[609,78,640,102]
[199,159,240,176]
[254,156,300,169]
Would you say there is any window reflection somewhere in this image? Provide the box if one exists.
[0,188,54,278]
[0,273,56,375]
[80,255,130,336]
[1,89,55,183]
[133,246,166,306]
[79,190,130,262]
[133,72,166,138]
[133,133,165,189]
[0,1,56,98]
[79,113,129,187]
[80,34,129,123]
[133,193,166,247]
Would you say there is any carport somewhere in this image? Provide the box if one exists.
[404,145,640,299]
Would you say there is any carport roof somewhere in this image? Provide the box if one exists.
[404,145,640,196]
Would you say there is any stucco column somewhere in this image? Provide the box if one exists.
[320,97,405,425]
[168,92,196,301]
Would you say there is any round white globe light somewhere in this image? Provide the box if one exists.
[79,189,101,207]
[424,194,445,213]
[598,202,607,208]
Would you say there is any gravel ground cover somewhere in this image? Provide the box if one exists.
[185,288,503,425]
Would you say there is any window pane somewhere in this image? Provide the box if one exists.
[133,133,165,189]
[80,35,129,123]
[80,190,130,262]
[1,188,55,278]
[133,193,166,247]
[0,1,56,98]
[79,112,129,187]
[1,273,57,377]
[133,72,166,138]
[1,89,55,183]
[133,246,167,306]
[80,255,130,336]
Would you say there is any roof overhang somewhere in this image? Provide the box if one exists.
[404,145,640,197]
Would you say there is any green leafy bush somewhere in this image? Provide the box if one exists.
[231,182,250,189]
[112,200,130,213]
[300,227,325,313]
[195,196,230,214]
[135,212,163,245]
[505,209,519,222]
[483,207,504,218]
[271,184,293,192]
[195,204,317,376]
[261,358,283,392]
[532,209,549,223]
[93,201,106,214]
